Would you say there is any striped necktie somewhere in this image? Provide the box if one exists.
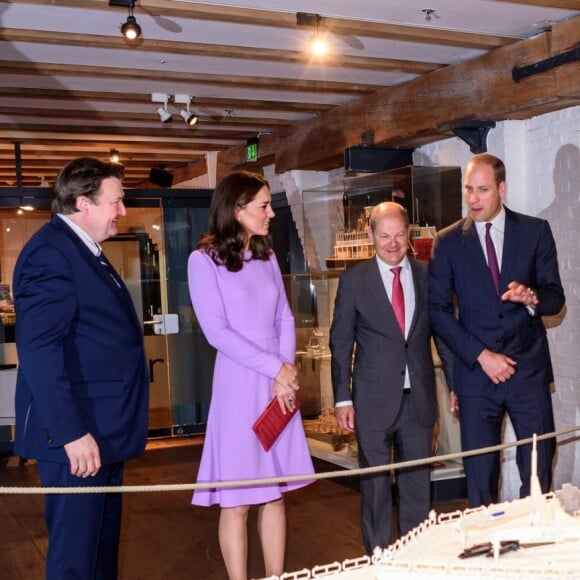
[98,252,122,288]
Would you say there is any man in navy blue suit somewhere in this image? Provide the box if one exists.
[13,157,149,579]
[429,153,564,508]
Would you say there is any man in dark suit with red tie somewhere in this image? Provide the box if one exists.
[330,202,437,554]
[429,153,565,508]
[13,157,149,579]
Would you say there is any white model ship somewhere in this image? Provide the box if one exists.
[263,435,580,579]
[329,204,437,264]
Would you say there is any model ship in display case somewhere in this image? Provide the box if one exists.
[303,407,357,455]
[327,200,437,267]
[299,165,461,271]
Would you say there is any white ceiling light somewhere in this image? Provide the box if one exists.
[152,93,172,123]
[297,12,328,57]
[109,148,120,164]
[174,94,199,126]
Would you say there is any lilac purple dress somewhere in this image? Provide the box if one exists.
[188,249,314,507]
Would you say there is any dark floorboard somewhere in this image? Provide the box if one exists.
[0,437,466,579]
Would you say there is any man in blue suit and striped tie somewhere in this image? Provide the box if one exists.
[13,157,149,579]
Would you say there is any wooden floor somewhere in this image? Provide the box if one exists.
[0,437,466,580]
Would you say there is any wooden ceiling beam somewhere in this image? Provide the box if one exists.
[551,12,580,98]
[317,19,515,51]
[171,158,209,185]
[221,16,580,173]
[0,61,380,95]
[0,123,245,143]
[0,88,333,114]
[0,107,294,129]
[488,0,580,9]
[0,29,442,74]
[3,0,516,50]
[0,143,207,155]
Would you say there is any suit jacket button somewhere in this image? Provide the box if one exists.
[496,339,502,345]
[404,343,409,349]
[43,429,52,443]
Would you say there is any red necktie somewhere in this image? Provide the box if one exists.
[485,223,500,295]
[390,266,405,334]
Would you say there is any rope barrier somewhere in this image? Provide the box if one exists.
[0,424,578,495]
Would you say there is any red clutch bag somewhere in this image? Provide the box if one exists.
[252,397,302,452]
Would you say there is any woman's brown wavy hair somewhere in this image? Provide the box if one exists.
[198,170,272,272]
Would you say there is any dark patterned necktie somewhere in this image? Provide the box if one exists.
[98,252,122,288]
[390,266,405,334]
[485,222,500,295]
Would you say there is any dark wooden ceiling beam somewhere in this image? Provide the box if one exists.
[552,12,580,98]
[220,16,580,173]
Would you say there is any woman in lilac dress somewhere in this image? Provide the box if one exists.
[188,170,314,580]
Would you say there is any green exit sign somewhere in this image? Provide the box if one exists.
[246,140,259,161]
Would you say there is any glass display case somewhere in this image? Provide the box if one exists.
[284,269,464,492]
[300,165,462,271]
[283,272,339,419]
[287,166,465,494]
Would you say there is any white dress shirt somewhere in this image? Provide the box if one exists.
[57,213,102,256]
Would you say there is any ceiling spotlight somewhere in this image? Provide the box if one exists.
[117,0,141,40]
[174,94,198,126]
[122,16,141,40]
[157,106,172,123]
[110,148,120,164]
[310,34,327,57]
[152,93,172,123]
[173,95,199,127]
[180,108,198,126]
[297,12,328,57]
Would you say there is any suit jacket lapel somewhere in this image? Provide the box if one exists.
[408,259,423,337]
[95,251,142,328]
[364,259,398,331]
[54,217,140,319]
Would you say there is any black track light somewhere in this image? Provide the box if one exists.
[121,15,141,40]
[110,0,141,40]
